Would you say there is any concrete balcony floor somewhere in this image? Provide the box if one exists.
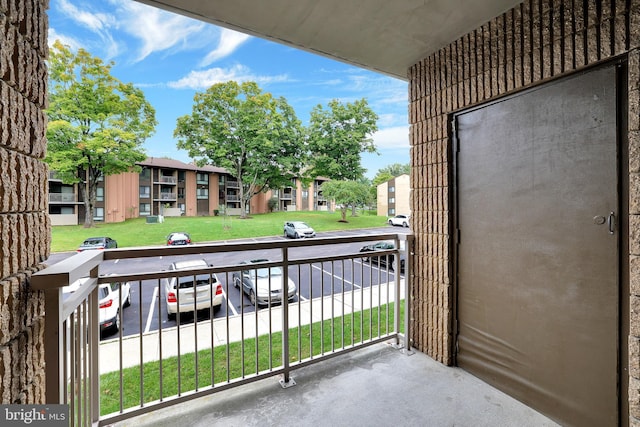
[117,342,559,427]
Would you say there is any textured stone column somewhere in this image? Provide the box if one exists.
[0,0,50,404]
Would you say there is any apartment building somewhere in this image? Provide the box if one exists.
[271,176,331,212]
[47,157,332,225]
[377,174,410,217]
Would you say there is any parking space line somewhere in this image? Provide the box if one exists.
[224,288,238,316]
[144,285,157,334]
[311,264,361,289]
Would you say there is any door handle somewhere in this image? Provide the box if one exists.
[607,211,615,235]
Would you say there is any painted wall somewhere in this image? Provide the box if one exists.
[105,172,140,222]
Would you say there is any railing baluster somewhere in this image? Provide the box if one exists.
[331,261,335,353]
[90,287,99,424]
[135,280,142,408]
[320,261,325,356]
[281,246,291,385]
[350,258,355,347]
[308,263,313,359]
[297,263,302,363]
[176,274,182,395]
[158,278,164,401]
[341,259,345,349]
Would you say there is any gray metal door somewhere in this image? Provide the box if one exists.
[455,65,618,427]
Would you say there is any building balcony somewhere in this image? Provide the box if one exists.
[32,235,556,427]
[155,192,177,201]
[155,176,177,185]
[48,193,77,203]
[226,180,239,189]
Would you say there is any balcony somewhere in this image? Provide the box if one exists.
[226,180,239,189]
[31,234,556,427]
[156,192,177,201]
[155,176,177,185]
[49,193,77,203]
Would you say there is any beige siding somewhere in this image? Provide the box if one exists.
[393,174,411,215]
[377,181,388,216]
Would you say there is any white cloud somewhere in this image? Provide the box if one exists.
[168,64,289,90]
[372,126,410,150]
[200,29,251,67]
[58,0,115,32]
[48,28,81,50]
[116,1,208,62]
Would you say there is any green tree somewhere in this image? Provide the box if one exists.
[372,163,410,186]
[321,180,371,222]
[174,81,306,219]
[308,99,378,181]
[46,41,157,228]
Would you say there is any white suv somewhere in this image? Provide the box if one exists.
[164,259,222,320]
[62,279,131,337]
[98,281,131,335]
[388,214,410,227]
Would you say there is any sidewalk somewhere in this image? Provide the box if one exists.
[99,281,405,374]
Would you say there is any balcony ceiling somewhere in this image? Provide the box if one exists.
[134,0,522,80]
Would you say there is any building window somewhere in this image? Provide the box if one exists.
[389,197,395,203]
[178,171,186,182]
[179,203,185,214]
[178,188,185,199]
[389,186,395,193]
[302,190,309,198]
[139,186,150,198]
[94,207,104,221]
[197,188,209,199]
[197,173,208,184]
[140,203,151,215]
[389,208,395,215]
[96,187,104,202]
[140,168,150,179]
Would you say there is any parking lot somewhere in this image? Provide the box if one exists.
[47,227,410,339]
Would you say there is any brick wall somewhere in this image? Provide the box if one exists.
[408,0,640,421]
[0,0,49,404]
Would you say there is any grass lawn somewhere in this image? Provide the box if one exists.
[99,301,403,415]
[52,210,387,253]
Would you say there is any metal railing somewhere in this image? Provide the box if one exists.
[49,193,77,203]
[156,176,177,184]
[32,234,413,426]
[157,192,176,200]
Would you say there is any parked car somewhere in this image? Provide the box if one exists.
[77,236,118,252]
[164,259,222,320]
[62,278,131,336]
[98,281,131,335]
[284,221,316,238]
[360,241,406,273]
[388,214,410,227]
[232,259,297,306]
[166,232,192,246]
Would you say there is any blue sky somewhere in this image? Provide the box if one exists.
[47,0,410,179]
